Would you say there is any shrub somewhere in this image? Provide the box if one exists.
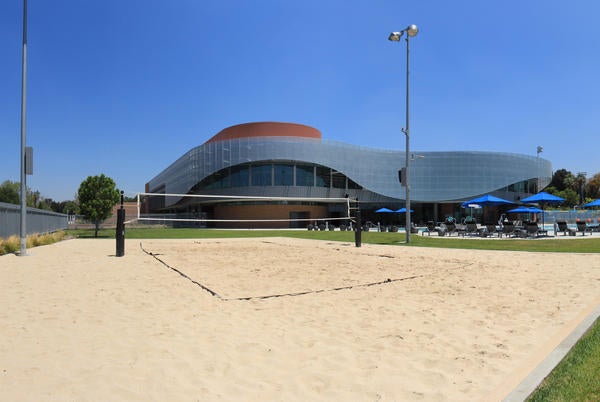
[1,235,20,255]
[0,231,67,256]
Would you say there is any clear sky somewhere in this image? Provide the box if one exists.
[1,1,599,202]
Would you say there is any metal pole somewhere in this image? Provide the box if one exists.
[404,34,411,244]
[354,200,362,247]
[19,0,28,256]
[116,191,125,257]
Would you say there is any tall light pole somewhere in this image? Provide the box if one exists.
[389,24,418,243]
[536,146,543,192]
[20,0,28,256]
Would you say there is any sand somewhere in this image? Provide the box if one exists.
[1,237,599,401]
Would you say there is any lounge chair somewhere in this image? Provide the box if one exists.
[500,222,515,238]
[423,221,448,236]
[410,223,419,234]
[525,223,542,238]
[576,221,592,236]
[423,221,434,236]
[444,222,458,236]
[556,221,576,236]
[465,222,481,236]
[483,224,499,238]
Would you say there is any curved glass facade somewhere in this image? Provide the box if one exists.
[193,162,363,192]
[147,136,552,208]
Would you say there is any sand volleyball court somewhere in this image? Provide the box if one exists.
[1,237,599,401]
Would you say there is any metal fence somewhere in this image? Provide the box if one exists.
[0,202,68,238]
[544,209,600,224]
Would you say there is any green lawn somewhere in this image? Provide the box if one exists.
[526,317,600,402]
[68,227,600,253]
[67,227,600,399]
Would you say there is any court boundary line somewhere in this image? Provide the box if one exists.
[139,241,428,301]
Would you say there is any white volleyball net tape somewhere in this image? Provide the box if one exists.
[133,192,359,228]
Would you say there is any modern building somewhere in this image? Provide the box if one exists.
[145,122,552,228]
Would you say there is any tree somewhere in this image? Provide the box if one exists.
[574,172,588,205]
[548,169,574,192]
[586,173,600,200]
[53,200,78,214]
[77,174,120,237]
[0,180,20,204]
[553,188,579,207]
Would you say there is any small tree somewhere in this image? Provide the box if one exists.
[0,180,20,204]
[586,173,600,200]
[77,174,120,237]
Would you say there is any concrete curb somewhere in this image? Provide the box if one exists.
[502,302,600,401]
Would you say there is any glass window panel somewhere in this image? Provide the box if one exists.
[347,177,362,190]
[252,163,272,186]
[296,164,314,187]
[230,165,249,187]
[315,166,330,188]
[274,164,294,186]
[331,171,346,189]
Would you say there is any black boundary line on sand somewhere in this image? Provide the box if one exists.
[139,242,222,299]
[139,242,428,301]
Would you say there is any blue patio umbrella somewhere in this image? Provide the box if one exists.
[395,208,414,228]
[583,199,600,208]
[521,191,564,227]
[375,207,394,213]
[461,194,514,207]
[461,194,513,224]
[507,206,543,214]
[395,208,414,213]
[508,206,544,226]
[462,202,481,215]
[521,191,564,205]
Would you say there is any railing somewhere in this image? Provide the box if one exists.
[544,209,600,224]
[0,202,68,238]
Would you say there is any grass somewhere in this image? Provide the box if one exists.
[0,231,68,256]
[67,227,600,253]
[526,317,600,401]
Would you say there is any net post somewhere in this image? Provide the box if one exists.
[354,198,362,248]
[116,191,125,257]
[345,194,351,225]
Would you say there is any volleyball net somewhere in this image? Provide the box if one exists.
[132,192,359,229]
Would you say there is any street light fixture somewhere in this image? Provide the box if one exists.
[389,24,418,243]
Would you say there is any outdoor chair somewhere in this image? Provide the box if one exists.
[423,221,434,236]
[423,221,446,236]
[443,222,458,236]
[576,221,592,236]
[410,223,419,234]
[483,224,499,238]
[525,223,542,238]
[465,222,481,236]
[556,221,576,236]
[500,222,515,238]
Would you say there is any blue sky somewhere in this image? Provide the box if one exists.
[1,1,599,201]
